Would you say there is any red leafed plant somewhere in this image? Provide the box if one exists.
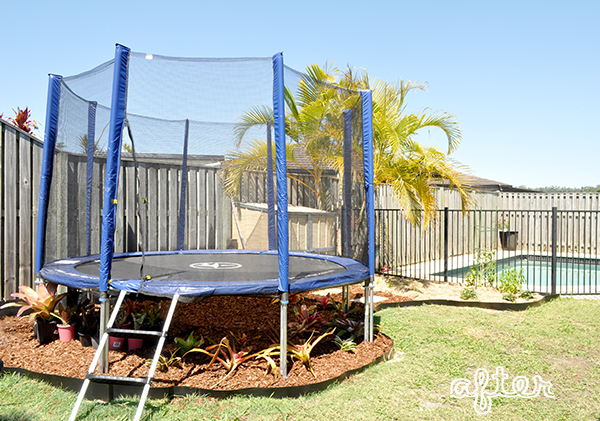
[8,107,39,133]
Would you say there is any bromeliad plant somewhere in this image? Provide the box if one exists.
[289,304,323,337]
[185,336,260,387]
[328,317,364,341]
[314,293,334,310]
[333,335,358,353]
[174,331,204,357]
[52,303,74,326]
[287,328,335,377]
[148,349,182,372]
[8,107,39,134]
[0,284,70,321]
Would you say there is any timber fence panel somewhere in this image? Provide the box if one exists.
[18,132,32,289]
[3,126,17,298]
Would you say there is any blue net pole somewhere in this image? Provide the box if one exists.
[86,101,97,256]
[99,44,130,293]
[177,119,190,250]
[273,52,289,378]
[361,90,375,342]
[266,122,277,250]
[35,74,62,274]
[273,52,288,292]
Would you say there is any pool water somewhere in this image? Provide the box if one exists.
[445,255,600,294]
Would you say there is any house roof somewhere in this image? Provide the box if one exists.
[434,174,538,193]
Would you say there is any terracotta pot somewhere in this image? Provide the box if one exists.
[57,324,76,342]
[33,318,59,344]
[128,338,144,350]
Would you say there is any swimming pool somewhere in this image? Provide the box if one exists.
[444,255,600,295]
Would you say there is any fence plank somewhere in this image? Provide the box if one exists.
[187,169,198,249]
[147,166,158,250]
[198,170,207,249]
[3,127,17,297]
[158,167,168,251]
[18,134,32,288]
[168,167,179,250]
[126,163,136,252]
[206,169,216,249]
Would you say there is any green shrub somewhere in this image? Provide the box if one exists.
[497,268,525,295]
[460,287,478,300]
[519,290,534,300]
[465,249,496,287]
[503,293,517,302]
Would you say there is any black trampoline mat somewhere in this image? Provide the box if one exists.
[76,253,346,283]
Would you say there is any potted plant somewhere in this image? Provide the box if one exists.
[0,284,70,344]
[109,308,129,350]
[128,311,147,350]
[141,300,163,331]
[75,298,99,348]
[52,303,76,342]
[498,218,518,251]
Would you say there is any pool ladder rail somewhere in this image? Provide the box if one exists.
[68,290,180,421]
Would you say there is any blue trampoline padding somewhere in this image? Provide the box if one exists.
[39,250,368,298]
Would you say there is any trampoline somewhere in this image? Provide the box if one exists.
[34,45,376,388]
[40,250,368,300]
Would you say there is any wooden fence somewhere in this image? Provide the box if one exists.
[5,117,600,299]
[0,119,233,300]
[0,120,341,300]
[1,120,43,300]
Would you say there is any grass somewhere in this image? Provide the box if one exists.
[1,297,600,420]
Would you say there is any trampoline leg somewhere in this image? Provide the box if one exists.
[342,285,349,313]
[279,292,288,378]
[99,295,110,373]
[364,277,374,343]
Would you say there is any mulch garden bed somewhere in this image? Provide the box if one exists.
[0,287,402,391]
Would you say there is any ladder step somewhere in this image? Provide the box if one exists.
[106,328,164,339]
[86,374,150,387]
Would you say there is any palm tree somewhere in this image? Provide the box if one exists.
[77,134,103,155]
[223,64,475,226]
[366,77,476,227]
[224,63,356,209]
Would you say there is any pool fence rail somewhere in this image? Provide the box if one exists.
[376,206,600,295]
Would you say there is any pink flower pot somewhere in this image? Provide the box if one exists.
[109,336,125,350]
[128,338,144,350]
[57,324,76,342]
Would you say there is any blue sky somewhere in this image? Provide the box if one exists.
[2,0,598,188]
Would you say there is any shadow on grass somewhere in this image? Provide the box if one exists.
[0,411,40,421]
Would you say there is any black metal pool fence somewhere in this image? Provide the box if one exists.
[375,207,600,295]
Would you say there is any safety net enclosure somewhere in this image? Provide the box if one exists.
[36,46,376,378]
[37,43,374,298]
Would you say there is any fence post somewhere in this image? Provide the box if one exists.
[551,207,557,295]
[444,207,449,282]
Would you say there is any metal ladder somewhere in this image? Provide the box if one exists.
[69,290,180,421]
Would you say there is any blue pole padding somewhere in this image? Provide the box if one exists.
[35,74,62,274]
[361,90,375,277]
[266,122,277,250]
[99,43,130,293]
[86,101,97,256]
[272,52,289,293]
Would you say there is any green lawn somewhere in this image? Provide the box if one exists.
[1,297,599,420]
